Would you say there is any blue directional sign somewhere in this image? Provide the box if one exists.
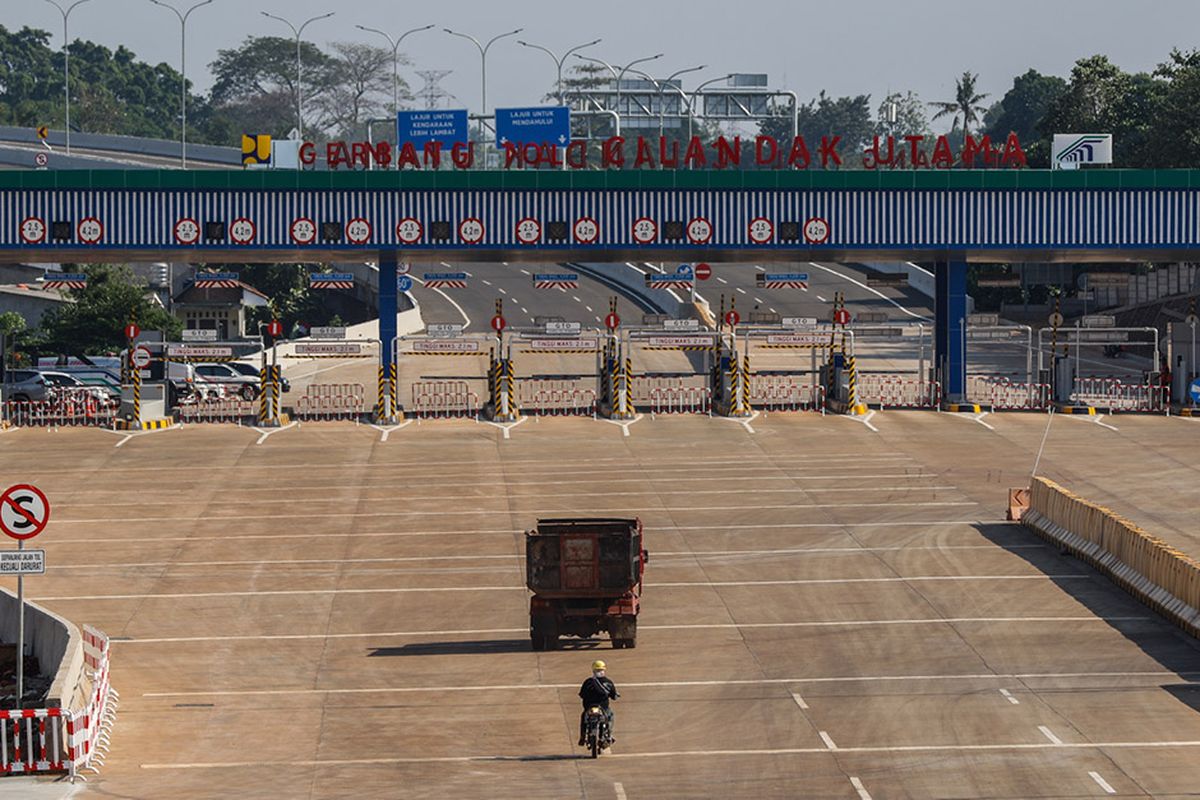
[676,264,693,277]
[396,109,468,147]
[397,275,413,292]
[1190,379,1200,404]
[494,106,571,149]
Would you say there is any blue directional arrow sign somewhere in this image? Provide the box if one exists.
[676,264,693,277]
[494,106,571,149]
[397,275,413,292]
[1190,379,1200,404]
[396,109,468,148]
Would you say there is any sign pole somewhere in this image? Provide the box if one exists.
[16,537,23,707]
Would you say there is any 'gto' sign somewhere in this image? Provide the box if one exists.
[297,133,1028,172]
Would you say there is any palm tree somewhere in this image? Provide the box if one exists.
[929,72,990,136]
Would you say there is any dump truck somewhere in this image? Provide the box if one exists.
[526,517,647,651]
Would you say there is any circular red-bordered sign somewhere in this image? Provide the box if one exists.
[230,217,256,245]
[131,345,152,369]
[77,217,103,244]
[803,217,830,244]
[267,319,283,337]
[833,308,851,326]
[459,218,485,244]
[290,218,317,245]
[605,312,621,331]
[346,218,372,244]
[516,217,541,244]
[574,217,599,244]
[694,263,712,281]
[687,217,713,245]
[0,484,51,541]
[19,217,46,244]
[125,323,141,340]
[174,218,201,246]
[632,217,657,245]
[725,310,740,327]
[491,314,506,332]
[748,217,773,244]
[396,218,422,244]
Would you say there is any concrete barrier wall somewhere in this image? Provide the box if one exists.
[1022,477,1200,636]
[0,588,85,709]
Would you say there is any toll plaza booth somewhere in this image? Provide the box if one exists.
[508,322,603,418]
[1037,319,1166,412]
[962,315,1044,411]
[736,320,832,413]
[394,327,492,420]
[159,340,265,424]
[618,325,722,416]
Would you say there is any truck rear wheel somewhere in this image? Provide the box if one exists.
[531,617,557,652]
[610,617,637,648]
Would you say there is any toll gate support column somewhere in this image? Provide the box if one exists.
[378,251,399,421]
[935,260,968,403]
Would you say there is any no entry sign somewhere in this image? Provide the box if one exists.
[0,484,50,541]
[605,312,620,330]
[267,319,284,337]
[125,323,141,340]
[694,263,712,281]
[725,310,740,327]
[491,314,507,332]
[833,308,851,326]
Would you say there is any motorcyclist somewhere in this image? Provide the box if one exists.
[578,659,619,746]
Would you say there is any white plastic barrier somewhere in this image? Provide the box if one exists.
[176,397,256,423]
[649,385,712,415]
[296,384,367,420]
[988,379,1051,411]
[1072,377,1167,412]
[878,378,941,409]
[410,381,478,419]
[632,376,709,411]
[749,376,825,412]
[2,389,117,428]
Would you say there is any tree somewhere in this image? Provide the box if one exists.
[208,36,340,138]
[1148,49,1200,166]
[876,91,930,139]
[929,71,990,136]
[318,41,401,140]
[758,91,873,164]
[38,265,180,355]
[984,70,1067,167]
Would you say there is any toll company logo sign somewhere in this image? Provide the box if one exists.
[1052,134,1113,168]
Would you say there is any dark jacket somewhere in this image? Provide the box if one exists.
[579,675,618,709]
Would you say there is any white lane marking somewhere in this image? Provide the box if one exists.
[41,573,1085,602]
[585,305,593,312]
[716,410,759,434]
[999,689,1020,705]
[614,783,627,800]
[482,417,527,440]
[519,268,529,275]
[49,544,1048,571]
[790,692,809,709]
[140,667,1177,695]
[104,424,181,447]
[623,262,648,274]
[498,287,507,295]
[137,739,1200,769]
[122,616,1150,649]
[253,421,297,445]
[717,277,728,284]
[45,500,979,524]
[736,287,746,295]
[114,433,134,448]
[1038,725,1063,745]
[973,411,995,430]
[416,273,472,329]
[754,296,765,304]
[818,731,838,750]
[520,307,529,314]
[600,414,643,437]
[947,410,995,430]
[816,295,827,302]
[849,777,873,800]
[572,295,581,302]
[809,262,929,321]
[481,279,492,286]
[769,307,777,314]
[1094,414,1119,431]
[367,420,413,442]
[40,521,1004,546]
[1088,771,1116,794]
[845,409,878,432]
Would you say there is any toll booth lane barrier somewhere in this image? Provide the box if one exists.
[393,332,490,420]
[284,339,378,424]
[511,326,602,418]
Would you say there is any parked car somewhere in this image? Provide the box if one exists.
[227,361,290,393]
[38,371,117,403]
[1,369,49,402]
[193,363,263,400]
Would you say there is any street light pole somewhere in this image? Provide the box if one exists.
[688,73,733,140]
[517,38,601,105]
[616,53,663,124]
[355,23,435,116]
[42,0,92,155]
[149,0,213,169]
[262,10,335,140]
[443,27,523,121]
[656,65,705,138]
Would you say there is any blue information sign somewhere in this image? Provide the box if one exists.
[397,275,413,292]
[494,106,571,148]
[1190,379,1200,404]
[396,109,468,147]
[676,264,693,277]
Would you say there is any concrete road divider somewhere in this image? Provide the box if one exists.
[1021,477,1200,637]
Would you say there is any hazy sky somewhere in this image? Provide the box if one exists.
[7,0,1200,123]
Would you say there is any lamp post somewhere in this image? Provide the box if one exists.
[687,73,733,140]
[355,23,435,116]
[443,27,523,120]
[616,53,663,123]
[261,10,335,140]
[149,0,213,169]
[42,0,93,155]
[656,65,705,138]
[517,38,600,105]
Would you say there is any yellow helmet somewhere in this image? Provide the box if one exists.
[591,660,607,671]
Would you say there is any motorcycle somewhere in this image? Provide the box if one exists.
[583,706,612,758]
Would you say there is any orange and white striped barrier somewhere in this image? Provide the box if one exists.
[518,380,596,417]
[2,390,117,428]
[649,385,712,415]
[410,380,479,419]
[750,377,826,412]
[296,384,367,421]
